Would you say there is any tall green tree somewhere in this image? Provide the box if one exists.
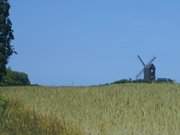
[0,0,16,81]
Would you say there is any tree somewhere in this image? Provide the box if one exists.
[2,68,31,86]
[0,0,16,81]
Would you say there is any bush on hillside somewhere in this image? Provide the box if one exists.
[111,78,175,84]
[112,79,131,84]
[1,68,31,86]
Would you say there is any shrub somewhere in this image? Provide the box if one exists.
[1,68,31,86]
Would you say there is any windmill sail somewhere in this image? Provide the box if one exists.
[137,55,146,67]
[147,57,156,65]
[136,68,144,80]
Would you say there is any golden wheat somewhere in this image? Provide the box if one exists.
[0,83,180,135]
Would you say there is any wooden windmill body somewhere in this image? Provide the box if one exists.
[136,55,156,82]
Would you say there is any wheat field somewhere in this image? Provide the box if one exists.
[0,83,180,135]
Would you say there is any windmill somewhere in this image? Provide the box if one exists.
[136,55,157,82]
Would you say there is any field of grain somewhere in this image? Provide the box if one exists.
[0,83,180,135]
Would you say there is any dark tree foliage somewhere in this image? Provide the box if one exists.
[0,0,16,81]
[1,68,31,86]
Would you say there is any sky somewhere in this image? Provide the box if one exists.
[8,0,180,85]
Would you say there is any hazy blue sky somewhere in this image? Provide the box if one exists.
[9,0,180,85]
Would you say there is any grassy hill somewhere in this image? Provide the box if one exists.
[0,84,180,135]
